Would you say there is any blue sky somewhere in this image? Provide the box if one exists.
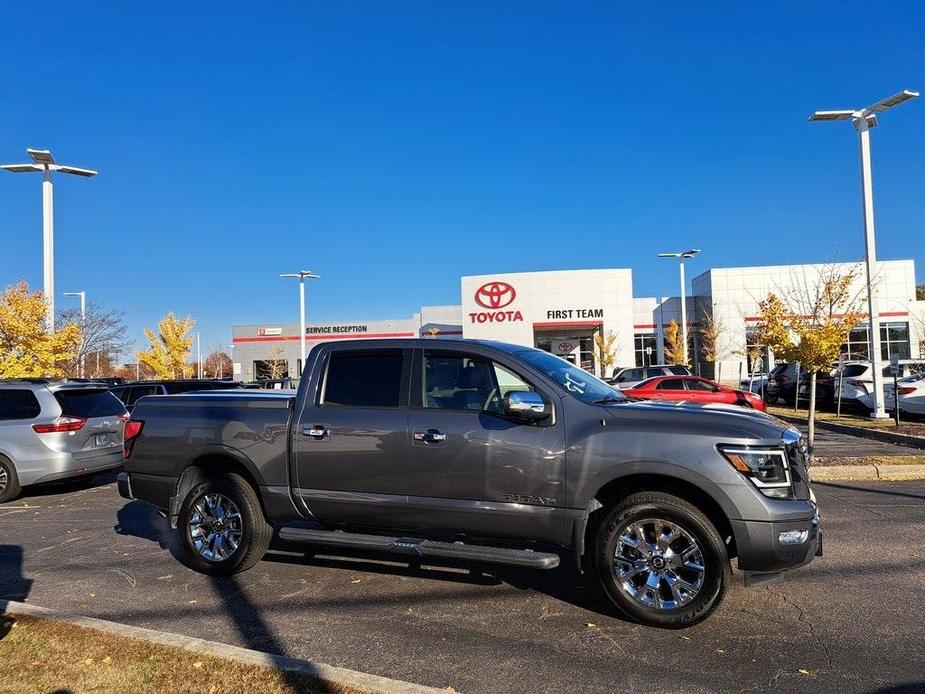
[1,2,923,355]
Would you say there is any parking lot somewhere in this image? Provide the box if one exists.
[1,470,923,693]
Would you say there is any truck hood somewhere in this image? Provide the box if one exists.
[603,398,797,443]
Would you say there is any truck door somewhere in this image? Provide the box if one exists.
[393,347,566,544]
[292,345,412,527]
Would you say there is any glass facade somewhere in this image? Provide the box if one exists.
[841,322,911,361]
[745,328,770,375]
[634,333,658,367]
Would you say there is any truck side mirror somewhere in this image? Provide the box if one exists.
[502,391,550,422]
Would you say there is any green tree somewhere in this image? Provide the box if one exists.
[137,313,196,379]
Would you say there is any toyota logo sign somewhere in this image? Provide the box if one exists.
[474,281,516,309]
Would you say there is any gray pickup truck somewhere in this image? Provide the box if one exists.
[118,339,820,628]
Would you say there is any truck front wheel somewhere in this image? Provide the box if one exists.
[593,491,730,628]
[177,473,272,576]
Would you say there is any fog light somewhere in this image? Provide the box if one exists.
[778,529,809,545]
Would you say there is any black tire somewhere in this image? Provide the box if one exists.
[593,491,730,629]
[0,456,22,504]
[177,473,271,576]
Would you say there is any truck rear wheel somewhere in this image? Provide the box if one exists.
[177,473,271,576]
[593,491,730,629]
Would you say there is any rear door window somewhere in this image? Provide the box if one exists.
[0,390,42,420]
[54,389,126,417]
[656,379,688,391]
[667,366,690,376]
[322,350,405,408]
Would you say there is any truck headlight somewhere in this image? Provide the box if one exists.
[718,445,792,498]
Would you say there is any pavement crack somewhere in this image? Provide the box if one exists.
[767,587,836,676]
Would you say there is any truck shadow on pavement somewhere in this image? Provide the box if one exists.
[116,499,622,626]
[114,502,337,693]
[0,545,32,640]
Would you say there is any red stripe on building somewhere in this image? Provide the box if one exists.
[233,331,417,343]
[633,324,657,329]
[744,311,908,322]
[532,321,603,329]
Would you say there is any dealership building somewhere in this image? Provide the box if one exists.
[232,259,924,382]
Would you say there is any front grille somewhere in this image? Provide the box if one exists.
[785,439,812,500]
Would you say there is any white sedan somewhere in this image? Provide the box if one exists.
[886,375,925,415]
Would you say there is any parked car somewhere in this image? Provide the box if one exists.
[764,364,833,407]
[740,373,770,394]
[834,360,925,410]
[763,364,799,405]
[884,374,925,416]
[248,378,297,390]
[609,364,692,389]
[120,339,820,628]
[0,379,128,503]
[109,380,242,414]
[797,370,836,409]
[625,375,767,412]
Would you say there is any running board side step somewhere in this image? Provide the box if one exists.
[277,527,560,569]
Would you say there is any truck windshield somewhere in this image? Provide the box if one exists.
[516,349,629,404]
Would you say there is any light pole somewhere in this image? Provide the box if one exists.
[280,270,320,375]
[196,333,202,379]
[658,249,701,366]
[810,89,919,419]
[1,149,97,332]
[63,291,86,378]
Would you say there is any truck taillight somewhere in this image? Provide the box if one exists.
[123,420,145,459]
[897,387,916,396]
[33,416,87,433]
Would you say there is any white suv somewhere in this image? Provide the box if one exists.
[610,365,692,389]
[836,360,925,410]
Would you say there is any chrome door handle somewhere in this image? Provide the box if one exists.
[413,429,446,443]
[303,426,329,439]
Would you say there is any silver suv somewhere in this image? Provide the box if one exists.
[0,380,128,503]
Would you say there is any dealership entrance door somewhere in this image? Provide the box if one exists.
[533,322,602,374]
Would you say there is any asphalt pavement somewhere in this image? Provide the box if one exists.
[1,472,924,693]
[792,423,923,458]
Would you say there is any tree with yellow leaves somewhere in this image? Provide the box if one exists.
[137,313,196,379]
[0,281,82,378]
[664,320,687,367]
[593,330,618,379]
[755,266,866,458]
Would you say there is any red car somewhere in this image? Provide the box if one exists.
[624,375,767,412]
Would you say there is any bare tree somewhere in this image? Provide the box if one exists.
[264,344,288,380]
[204,349,233,378]
[58,302,132,377]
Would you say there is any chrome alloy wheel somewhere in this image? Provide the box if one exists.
[188,493,243,561]
[0,466,7,492]
[614,517,705,610]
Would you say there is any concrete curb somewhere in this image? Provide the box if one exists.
[0,599,444,694]
[810,464,925,482]
[778,414,925,451]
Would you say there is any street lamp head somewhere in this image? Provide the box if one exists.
[281,270,320,280]
[27,149,56,165]
[56,165,98,177]
[868,90,919,113]
[658,249,700,260]
[810,90,918,123]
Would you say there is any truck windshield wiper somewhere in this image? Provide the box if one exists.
[592,395,626,404]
